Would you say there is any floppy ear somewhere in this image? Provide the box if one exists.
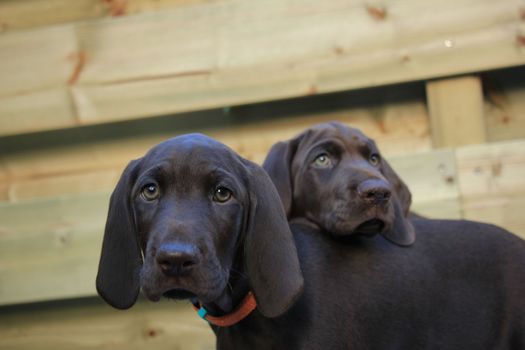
[96,159,143,309]
[381,198,416,246]
[380,159,416,246]
[243,160,304,318]
[262,138,301,217]
[381,159,412,216]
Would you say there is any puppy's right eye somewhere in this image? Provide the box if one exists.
[141,183,160,201]
[213,186,232,203]
[312,153,333,168]
[369,153,381,166]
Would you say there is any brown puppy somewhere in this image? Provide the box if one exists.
[263,121,415,246]
[97,134,303,316]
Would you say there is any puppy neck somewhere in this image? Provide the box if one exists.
[196,254,251,316]
[192,273,254,327]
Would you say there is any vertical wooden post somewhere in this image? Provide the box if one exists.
[426,76,487,148]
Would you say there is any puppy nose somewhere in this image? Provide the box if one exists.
[156,243,199,276]
[357,180,392,205]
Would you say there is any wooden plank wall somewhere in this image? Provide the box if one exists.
[1,0,525,348]
[1,0,524,136]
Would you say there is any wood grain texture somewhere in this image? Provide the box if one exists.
[484,66,525,142]
[390,148,461,218]
[456,139,525,239]
[426,76,487,148]
[1,0,524,136]
[0,0,219,32]
[0,93,431,202]
[0,193,107,305]
[0,298,214,349]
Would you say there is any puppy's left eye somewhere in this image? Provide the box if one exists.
[141,183,160,201]
[369,153,381,166]
[313,153,333,168]
[213,187,232,203]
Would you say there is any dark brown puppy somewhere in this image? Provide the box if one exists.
[263,121,415,246]
[97,134,303,316]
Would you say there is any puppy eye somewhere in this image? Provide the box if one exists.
[313,153,332,168]
[369,153,381,166]
[213,186,232,203]
[141,183,160,201]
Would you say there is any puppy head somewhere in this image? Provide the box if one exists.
[263,122,415,246]
[97,134,303,318]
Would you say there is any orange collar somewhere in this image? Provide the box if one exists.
[192,291,257,327]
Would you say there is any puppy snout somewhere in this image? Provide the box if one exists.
[156,242,199,276]
[357,180,392,205]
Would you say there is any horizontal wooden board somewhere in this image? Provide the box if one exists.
[389,148,458,204]
[0,193,108,305]
[456,139,525,239]
[0,97,431,202]
[391,148,461,219]
[0,298,214,350]
[0,0,524,136]
[0,88,78,135]
[0,0,108,32]
[461,196,525,240]
[411,198,462,220]
[0,0,219,32]
[456,139,525,197]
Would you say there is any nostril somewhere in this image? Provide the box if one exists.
[157,255,197,275]
[360,187,391,204]
[158,259,172,270]
[182,260,196,268]
[365,191,377,199]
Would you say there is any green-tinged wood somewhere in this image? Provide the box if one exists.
[484,67,525,142]
[0,88,78,135]
[426,76,487,148]
[0,0,220,32]
[389,148,461,218]
[0,298,214,349]
[412,198,462,220]
[389,149,458,205]
[0,0,107,32]
[456,139,525,197]
[461,196,525,240]
[1,0,524,136]
[456,139,525,238]
[0,25,78,97]
[0,193,109,305]
[0,97,431,202]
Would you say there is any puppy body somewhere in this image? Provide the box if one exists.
[218,219,525,349]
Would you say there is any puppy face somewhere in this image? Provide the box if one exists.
[291,126,394,235]
[97,134,303,318]
[263,122,415,246]
[134,137,246,307]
